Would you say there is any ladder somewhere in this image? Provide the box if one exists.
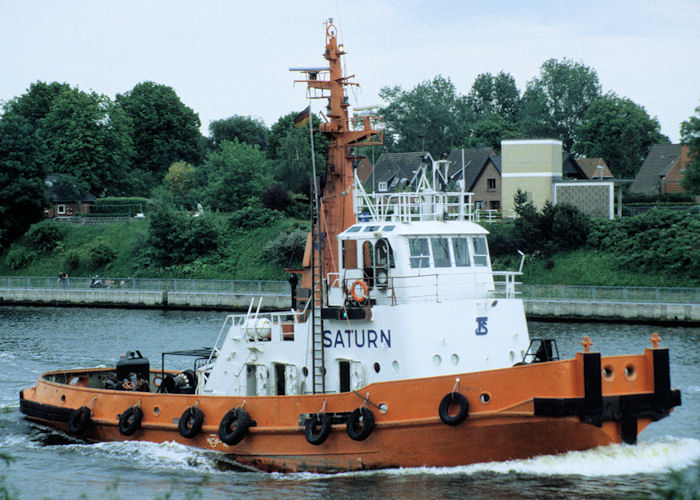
[311,206,325,394]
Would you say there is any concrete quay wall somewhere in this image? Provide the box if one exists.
[1,288,698,324]
[0,288,291,311]
[525,299,700,325]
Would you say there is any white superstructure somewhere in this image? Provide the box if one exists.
[199,161,530,398]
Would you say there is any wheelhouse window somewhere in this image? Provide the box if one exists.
[452,237,471,267]
[430,238,451,268]
[472,236,489,266]
[408,238,429,269]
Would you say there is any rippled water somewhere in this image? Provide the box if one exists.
[1,307,698,499]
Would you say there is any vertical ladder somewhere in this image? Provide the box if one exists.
[311,207,325,394]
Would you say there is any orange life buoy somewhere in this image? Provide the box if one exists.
[350,280,368,303]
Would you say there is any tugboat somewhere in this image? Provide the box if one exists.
[20,20,680,473]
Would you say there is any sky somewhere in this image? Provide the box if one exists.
[1,1,698,143]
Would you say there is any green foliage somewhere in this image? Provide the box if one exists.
[146,204,220,267]
[588,209,700,279]
[575,93,669,178]
[24,220,67,253]
[202,140,267,211]
[379,75,474,155]
[227,203,283,231]
[262,229,308,268]
[520,58,602,151]
[161,162,200,209]
[209,115,269,150]
[261,183,293,212]
[39,87,134,195]
[468,72,521,122]
[89,241,116,267]
[624,192,695,204]
[0,111,49,249]
[5,246,36,270]
[92,197,150,216]
[115,81,202,194]
[267,112,296,159]
[63,250,81,271]
[680,103,700,194]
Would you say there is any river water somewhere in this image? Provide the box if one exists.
[0,306,698,499]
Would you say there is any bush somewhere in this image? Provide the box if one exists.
[90,242,115,267]
[228,204,283,231]
[5,246,36,270]
[261,183,293,212]
[262,229,308,268]
[92,197,150,216]
[64,250,81,271]
[25,220,67,253]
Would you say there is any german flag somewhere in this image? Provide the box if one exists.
[293,105,311,128]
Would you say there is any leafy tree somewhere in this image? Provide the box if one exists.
[0,112,49,249]
[202,139,267,211]
[471,114,519,152]
[261,183,292,211]
[209,115,268,150]
[520,58,602,151]
[379,75,474,155]
[467,72,521,122]
[267,112,296,159]
[272,118,328,195]
[162,161,200,208]
[116,82,202,194]
[680,103,700,193]
[575,93,669,178]
[39,88,134,195]
[2,81,70,127]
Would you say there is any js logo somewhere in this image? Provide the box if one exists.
[475,317,488,336]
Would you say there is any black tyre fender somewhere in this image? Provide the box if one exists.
[118,406,143,436]
[438,392,469,426]
[178,406,204,439]
[346,407,375,441]
[305,413,332,445]
[68,406,91,436]
[218,408,250,445]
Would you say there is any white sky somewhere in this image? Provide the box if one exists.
[1,1,698,143]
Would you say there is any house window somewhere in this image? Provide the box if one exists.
[491,200,500,211]
[378,181,388,192]
[487,178,496,191]
[57,204,66,215]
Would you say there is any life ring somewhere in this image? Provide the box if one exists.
[346,407,374,441]
[305,413,331,445]
[350,280,368,303]
[118,405,143,436]
[438,392,469,426]
[218,408,250,445]
[68,406,92,436]
[178,406,204,439]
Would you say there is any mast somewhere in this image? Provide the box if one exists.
[292,19,383,280]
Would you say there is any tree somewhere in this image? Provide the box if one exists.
[202,139,267,211]
[39,88,134,195]
[467,72,521,123]
[162,161,201,208]
[0,112,48,249]
[379,75,474,155]
[209,115,268,150]
[272,118,328,195]
[680,103,700,193]
[575,93,669,178]
[267,112,296,159]
[116,82,202,194]
[520,59,602,151]
[471,114,519,152]
[2,81,70,127]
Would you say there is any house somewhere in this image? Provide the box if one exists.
[44,175,96,218]
[574,157,613,180]
[367,152,434,192]
[445,146,501,211]
[629,144,691,194]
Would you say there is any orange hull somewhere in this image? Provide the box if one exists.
[20,348,680,473]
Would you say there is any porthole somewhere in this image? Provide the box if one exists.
[373,362,381,373]
[60,394,66,403]
[432,354,442,366]
[450,354,459,365]
[392,360,399,372]
[378,403,388,413]
[602,365,614,380]
[479,392,491,404]
[153,407,160,416]
[509,350,515,362]
[302,366,309,377]
[624,364,636,380]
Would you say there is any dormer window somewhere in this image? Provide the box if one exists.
[378,181,388,192]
